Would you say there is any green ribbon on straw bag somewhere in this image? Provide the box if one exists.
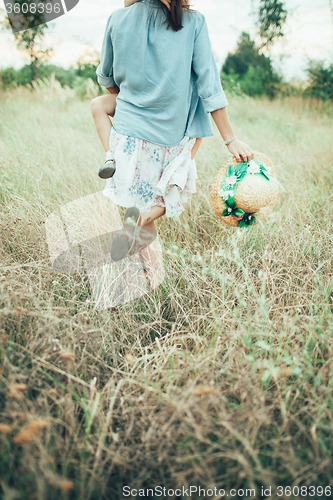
[218,157,272,228]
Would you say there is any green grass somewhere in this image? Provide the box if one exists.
[0,80,333,499]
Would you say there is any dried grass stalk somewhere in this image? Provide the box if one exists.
[0,423,13,434]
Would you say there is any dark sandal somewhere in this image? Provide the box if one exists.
[110,207,140,262]
[98,159,116,179]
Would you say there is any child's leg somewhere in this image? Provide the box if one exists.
[91,94,117,152]
[191,138,202,159]
[139,206,166,230]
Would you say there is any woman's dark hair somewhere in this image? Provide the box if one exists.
[159,0,190,32]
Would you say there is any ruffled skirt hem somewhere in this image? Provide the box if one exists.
[102,129,197,218]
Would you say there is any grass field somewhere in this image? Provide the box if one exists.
[1,79,333,500]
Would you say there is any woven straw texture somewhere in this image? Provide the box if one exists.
[210,151,279,227]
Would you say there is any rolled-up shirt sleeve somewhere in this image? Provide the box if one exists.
[192,15,228,113]
[96,15,116,88]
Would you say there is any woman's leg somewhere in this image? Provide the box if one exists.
[91,94,118,152]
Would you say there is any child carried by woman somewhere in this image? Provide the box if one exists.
[92,0,254,261]
[91,0,202,179]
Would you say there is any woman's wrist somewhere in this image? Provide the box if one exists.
[224,136,236,146]
[211,108,236,146]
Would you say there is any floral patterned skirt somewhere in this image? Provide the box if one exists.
[102,129,197,218]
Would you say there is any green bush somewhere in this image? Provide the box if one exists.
[241,64,281,98]
[0,67,17,88]
[0,64,75,89]
[76,61,99,82]
[220,70,244,96]
[0,60,102,94]
[38,64,77,88]
[304,60,333,101]
[0,65,35,88]
[221,32,281,98]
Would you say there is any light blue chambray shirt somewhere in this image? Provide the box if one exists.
[96,0,228,147]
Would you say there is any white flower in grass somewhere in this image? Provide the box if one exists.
[247,160,261,175]
[218,189,233,200]
[226,175,237,186]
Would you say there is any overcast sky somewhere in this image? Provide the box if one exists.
[0,0,332,80]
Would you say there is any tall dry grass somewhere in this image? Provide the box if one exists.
[0,80,333,499]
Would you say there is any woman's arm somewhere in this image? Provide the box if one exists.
[96,17,115,89]
[192,16,253,162]
[211,108,254,162]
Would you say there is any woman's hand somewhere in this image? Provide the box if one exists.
[227,138,254,163]
[159,0,171,10]
[211,109,254,163]
[124,0,140,7]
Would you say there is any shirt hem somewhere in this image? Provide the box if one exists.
[113,125,195,148]
[184,131,214,140]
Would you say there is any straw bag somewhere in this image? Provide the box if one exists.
[210,151,279,228]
